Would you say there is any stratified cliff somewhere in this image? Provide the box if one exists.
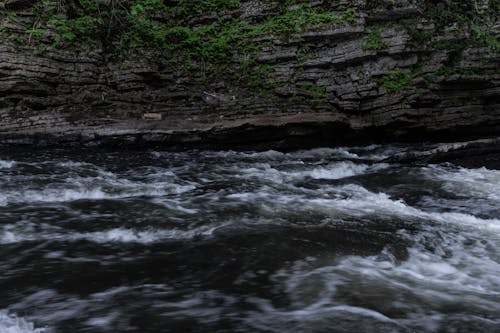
[0,0,499,148]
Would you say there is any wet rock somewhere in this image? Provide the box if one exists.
[384,137,500,169]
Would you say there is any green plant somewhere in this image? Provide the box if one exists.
[299,82,328,103]
[26,28,47,39]
[363,24,390,50]
[431,39,464,50]
[436,65,455,77]
[8,34,24,44]
[290,94,302,103]
[297,54,316,62]
[375,69,421,94]
[420,1,499,51]
[471,27,500,51]
[401,19,435,49]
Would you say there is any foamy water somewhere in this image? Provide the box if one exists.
[0,160,16,169]
[1,146,499,332]
[0,311,45,333]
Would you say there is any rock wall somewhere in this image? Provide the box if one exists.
[0,0,499,148]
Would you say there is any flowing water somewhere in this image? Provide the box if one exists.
[0,145,499,333]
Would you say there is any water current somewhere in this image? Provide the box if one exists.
[0,145,499,332]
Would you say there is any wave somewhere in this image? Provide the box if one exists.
[0,225,219,245]
[0,160,16,169]
[149,146,398,162]
[0,311,46,333]
[243,297,410,332]
[426,165,500,200]
[237,161,387,183]
[0,186,196,206]
[307,184,500,231]
[0,174,196,206]
[224,182,500,232]
[252,233,500,332]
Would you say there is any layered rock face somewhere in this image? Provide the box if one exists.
[0,0,499,148]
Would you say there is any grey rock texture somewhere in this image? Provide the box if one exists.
[0,0,499,149]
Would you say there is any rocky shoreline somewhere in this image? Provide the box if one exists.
[384,137,500,169]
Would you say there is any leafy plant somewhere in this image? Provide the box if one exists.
[471,27,500,51]
[363,24,390,50]
[299,82,328,103]
[375,69,421,94]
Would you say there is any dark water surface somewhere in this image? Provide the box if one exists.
[1,145,499,332]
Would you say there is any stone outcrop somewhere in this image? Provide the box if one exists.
[384,137,500,168]
[0,0,499,149]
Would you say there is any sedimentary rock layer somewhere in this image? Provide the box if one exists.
[0,0,499,148]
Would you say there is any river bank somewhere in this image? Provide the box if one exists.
[1,1,499,149]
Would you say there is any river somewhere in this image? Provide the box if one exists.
[1,145,499,332]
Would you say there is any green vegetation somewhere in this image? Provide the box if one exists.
[431,40,464,51]
[362,24,390,50]
[3,1,357,59]
[286,83,329,106]
[401,19,434,49]
[161,4,355,77]
[169,0,241,14]
[2,0,498,98]
[435,65,456,78]
[1,0,359,89]
[299,82,328,104]
[429,65,500,80]
[297,45,316,63]
[471,27,500,51]
[374,69,421,94]
[402,1,500,52]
